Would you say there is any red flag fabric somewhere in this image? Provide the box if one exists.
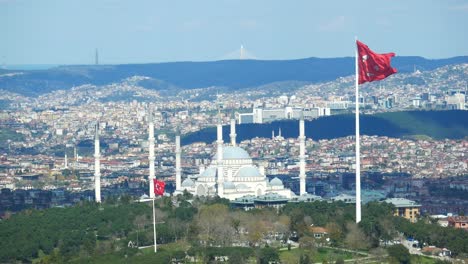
[153,179,165,196]
[357,40,397,84]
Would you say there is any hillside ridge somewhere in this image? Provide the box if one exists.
[1,56,467,96]
[181,110,468,145]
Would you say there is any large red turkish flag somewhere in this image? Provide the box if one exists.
[357,40,397,84]
[153,179,165,196]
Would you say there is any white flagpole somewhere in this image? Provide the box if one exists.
[355,38,362,223]
[152,197,157,252]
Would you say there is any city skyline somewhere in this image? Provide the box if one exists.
[2,0,468,65]
[1,1,468,261]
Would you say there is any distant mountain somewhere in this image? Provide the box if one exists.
[181,110,468,145]
[1,56,467,96]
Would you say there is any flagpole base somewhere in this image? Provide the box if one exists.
[152,197,157,253]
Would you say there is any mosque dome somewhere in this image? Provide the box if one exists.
[199,166,217,178]
[213,146,251,160]
[270,177,283,186]
[236,183,250,191]
[223,181,236,189]
[181,178,195,187]
[236,166,262,177]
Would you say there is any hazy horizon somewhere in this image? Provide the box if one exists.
[2,0,468,65]
[4,53,468,71]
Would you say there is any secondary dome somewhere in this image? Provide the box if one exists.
[236,166,262,177]
[199,166,217,178]
[270,177,283,186]
[213,146,251,160]
[181,178,195,187]
[223,181,236,189]
[236,184,250,190]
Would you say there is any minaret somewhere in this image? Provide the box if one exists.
[229,112,237,147]
[148,107,155,198]
[216,113,224,197]
[64,153,68,169]
[299,113,307,195]
[94,122,101,203]
[175,130,182,191]
[259,165,265,176]
[73,145,79,169]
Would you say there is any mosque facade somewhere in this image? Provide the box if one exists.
[173,113,307,201]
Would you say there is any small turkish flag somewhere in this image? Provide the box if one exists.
[357,40,397,84]
[153,179,165,196]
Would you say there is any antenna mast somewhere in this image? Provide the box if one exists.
[95,48,99,65]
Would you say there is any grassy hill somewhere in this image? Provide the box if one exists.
[182,110,468,145]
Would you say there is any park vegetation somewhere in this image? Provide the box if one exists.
[0,191,467,263]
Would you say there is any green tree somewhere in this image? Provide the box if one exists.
[299,254,311,264]
[289,208,307,236]
[387,244,410,264]
[82,232,96,255]
[229,252,247,264]
[231,218,241,235]
[182,189,193,200]
[38,248,63,264]
[257,247,279,264]
[335,258,345,264]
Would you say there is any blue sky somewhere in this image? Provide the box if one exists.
[2,0,468,65]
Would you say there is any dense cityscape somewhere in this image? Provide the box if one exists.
[1,1,468,262]
[1,65,466,200]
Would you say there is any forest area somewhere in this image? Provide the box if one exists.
[0,192,466,263]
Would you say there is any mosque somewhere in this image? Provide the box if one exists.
[172,112,308,200]
[93,109,308,202]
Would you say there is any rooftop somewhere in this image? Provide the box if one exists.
[384,198,421,208]
[236,166,262,177]
[254,193,289,202]
[448,216,468,223]
[213,146,251,160]
[232,195,256,204]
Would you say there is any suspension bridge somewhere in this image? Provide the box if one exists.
[215,45,258,60]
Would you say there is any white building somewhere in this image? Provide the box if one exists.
[175,113,298,200]
[326,101,350,110]
[446,93,465,110]
[243,106,330,124]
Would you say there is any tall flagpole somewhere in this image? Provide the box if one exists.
[355,38,362,223]
[152,196,157,252]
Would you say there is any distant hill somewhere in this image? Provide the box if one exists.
[181,110,468,145]
[1,56,468,96]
